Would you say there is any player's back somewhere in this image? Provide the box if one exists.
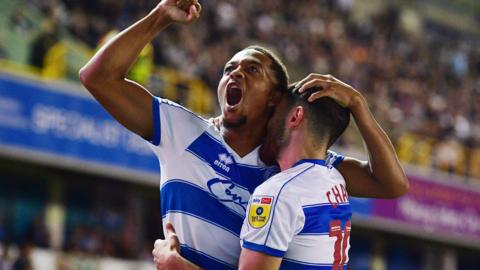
[241,159,352,270]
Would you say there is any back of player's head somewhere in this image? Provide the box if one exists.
[286,85,351,148]
[244,45,289,94]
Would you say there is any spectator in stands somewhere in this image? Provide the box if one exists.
[432,135,466,174]
[9,8,33,34]
[0,217,7,244]
[28,22,59,70]
[25,217,50,248]
[96,29,154,86]
[0,33,7,60]
[0,244,14,270]
[12,243,32,270]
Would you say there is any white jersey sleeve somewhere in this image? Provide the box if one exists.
[149,97,211,163]
[240,176,305,257]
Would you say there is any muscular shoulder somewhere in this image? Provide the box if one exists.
[154,97,217,142]
[157,97,210,126]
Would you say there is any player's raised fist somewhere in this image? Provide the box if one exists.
[153,0,201,25]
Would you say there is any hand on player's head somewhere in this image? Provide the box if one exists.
[296,73,363,109]
[157,0,202,25]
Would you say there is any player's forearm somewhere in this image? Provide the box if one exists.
[167,253,203,270]
[349,95,409,197]
[77,8,170,140]
[80,7,170,83]
[238,249,282,270]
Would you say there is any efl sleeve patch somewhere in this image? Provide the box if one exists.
[248,196,274,228]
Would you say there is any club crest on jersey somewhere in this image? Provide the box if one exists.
[249,196,273,228]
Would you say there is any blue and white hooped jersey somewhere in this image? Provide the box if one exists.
[148,97,345,270]
[240,160,352,270]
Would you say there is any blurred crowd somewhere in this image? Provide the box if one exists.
[0,177,159,265]
[2,0,478,177]
[0,213,154,270]
[3,2,480,173]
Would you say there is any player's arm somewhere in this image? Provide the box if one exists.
[79,0,200,140]
[240,189,301,270]
[238,249,282,270]
[298,74,409,198]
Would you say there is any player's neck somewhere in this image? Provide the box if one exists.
[277,132,327,171]
[221,123,267,158]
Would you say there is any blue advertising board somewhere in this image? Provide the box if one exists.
[0,74,159,176]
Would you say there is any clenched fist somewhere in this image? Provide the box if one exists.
[152,0,202,25]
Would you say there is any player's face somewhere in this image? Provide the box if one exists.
[217,49,279,128]
[260,98,290,165]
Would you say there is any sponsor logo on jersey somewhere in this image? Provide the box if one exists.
[249,195,273,228]
[261,197,272,204]
[214,153,234,172]
[207,178,250,216]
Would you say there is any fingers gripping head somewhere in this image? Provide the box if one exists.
[286,85,351,148]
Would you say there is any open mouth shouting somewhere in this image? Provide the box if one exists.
[225,82,243,111]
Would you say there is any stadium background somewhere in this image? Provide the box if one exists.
[0,0,479,269]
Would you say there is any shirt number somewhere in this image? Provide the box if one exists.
[329,220,351,269]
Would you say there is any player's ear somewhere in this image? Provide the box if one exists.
[287,106,304,128]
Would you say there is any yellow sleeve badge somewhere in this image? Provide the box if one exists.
[248,196,274,228]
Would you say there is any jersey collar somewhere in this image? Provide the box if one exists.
[293,159,326,167]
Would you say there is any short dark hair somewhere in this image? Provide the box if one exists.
[244,45,289,94]
[286,85,351,148]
